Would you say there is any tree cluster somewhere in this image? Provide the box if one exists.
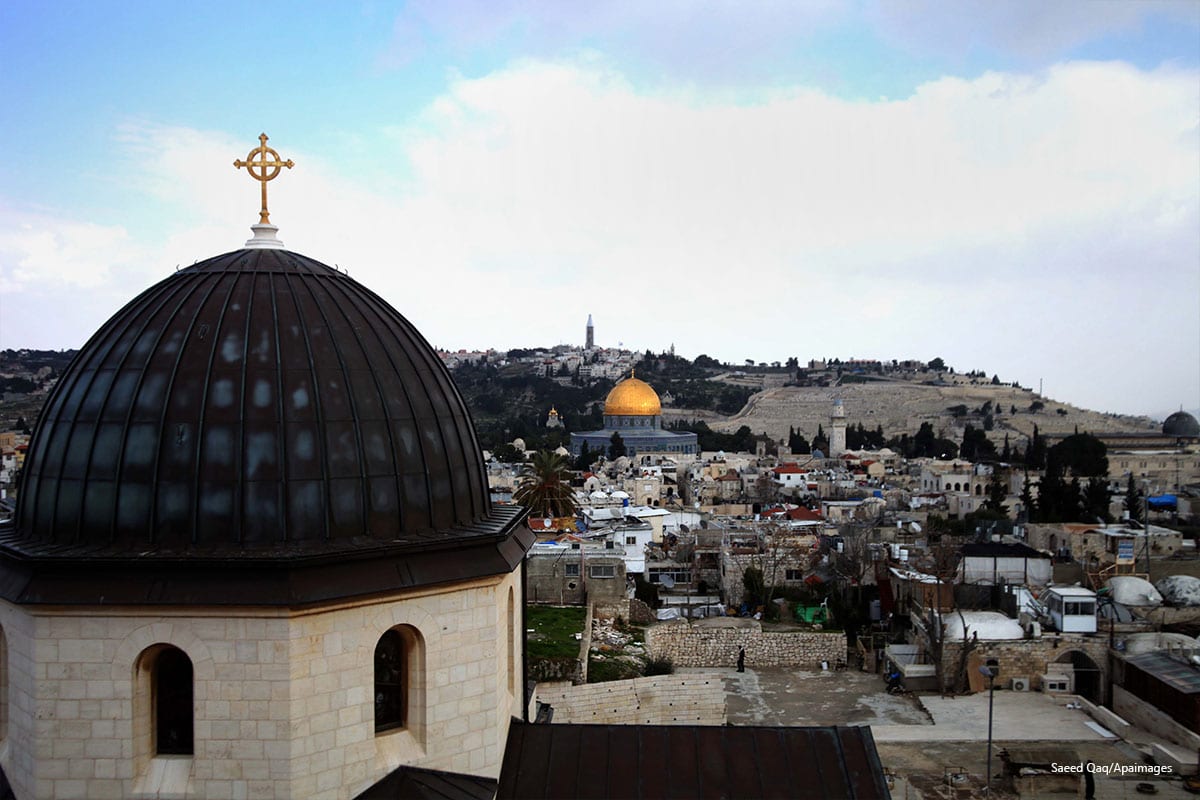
[1026,433,1111,523]
[667,421,759,453]
[886,422,958,460]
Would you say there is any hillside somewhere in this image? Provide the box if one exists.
[668,376,1157,450]
[0,349,1160,455]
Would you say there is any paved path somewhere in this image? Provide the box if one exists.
[872,690,1114,742]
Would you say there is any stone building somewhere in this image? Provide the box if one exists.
[0,217,532,798]
[524,547,627,615]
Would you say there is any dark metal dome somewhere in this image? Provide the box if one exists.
[1163,410,1200,438]
[3,248,528,605]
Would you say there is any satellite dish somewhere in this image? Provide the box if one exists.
[660,574,676,589]
[911,522,922,533]
[543,518,553,529]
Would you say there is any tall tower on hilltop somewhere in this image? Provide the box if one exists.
[586,313,594,349]
[831,398,847,457]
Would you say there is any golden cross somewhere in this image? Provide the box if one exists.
[233,133,294,225]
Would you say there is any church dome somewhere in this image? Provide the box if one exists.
[1163,411,1200,437]
[604,374,661,416]
[4,247,527,604]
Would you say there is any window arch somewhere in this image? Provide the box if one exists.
[135,644,193,756]
[156,648,194,754]
[374,625,423,735]
[375,630,406,733]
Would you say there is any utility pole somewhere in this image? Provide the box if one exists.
[980,659,1000,795]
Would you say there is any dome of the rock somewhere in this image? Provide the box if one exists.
[603,375,661,416]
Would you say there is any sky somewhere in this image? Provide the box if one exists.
[0,1,1197,419]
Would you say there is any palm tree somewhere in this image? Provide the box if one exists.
[513,451,578,519]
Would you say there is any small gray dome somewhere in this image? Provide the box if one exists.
[1163,411,1200,437]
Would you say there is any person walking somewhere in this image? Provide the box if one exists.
[736,647,745,672]
[1084,761,1095,800]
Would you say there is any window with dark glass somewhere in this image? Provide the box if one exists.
[375,629,406,733]
[155,647,194,755]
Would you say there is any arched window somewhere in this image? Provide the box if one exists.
[153,646,193,755]
[375,629,407,733]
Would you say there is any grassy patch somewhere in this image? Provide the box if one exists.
[587,655,644,683]
[526,605,587,661]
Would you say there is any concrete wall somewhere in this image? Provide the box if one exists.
[537,674,725,725]
[646,620,846,668]
[1113,686,1200,752]
[0,571,524,800]
[721,550,813,607]
[525,552,626,614]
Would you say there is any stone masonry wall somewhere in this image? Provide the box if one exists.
[0,570,524,800]
[537,674,725,725]
[646,620,846,668]
[942,635,1110,697]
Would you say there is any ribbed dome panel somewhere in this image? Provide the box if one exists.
[16,249,490,553]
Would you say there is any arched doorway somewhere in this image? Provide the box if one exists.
[1054,650,1104,704]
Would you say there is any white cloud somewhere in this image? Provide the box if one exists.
[381,59,1199,412]
[2,58,1196,415]
[0,215,135,293]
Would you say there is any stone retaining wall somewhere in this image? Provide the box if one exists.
[537,674,726,725]
[942,636,1109,699]
[645,620,846,668]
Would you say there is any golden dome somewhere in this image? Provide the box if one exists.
[604,373,661,416]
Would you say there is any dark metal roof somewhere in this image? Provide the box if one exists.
[1126,651,1200,695]
[4,247,531,604]
[961,542,1047,559]
[354,765,498,800]
[498,722,891,800]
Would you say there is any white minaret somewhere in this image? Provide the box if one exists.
[586,313,594,349]
[831,398,847,457]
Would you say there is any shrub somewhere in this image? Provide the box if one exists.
[643,657,675,676]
